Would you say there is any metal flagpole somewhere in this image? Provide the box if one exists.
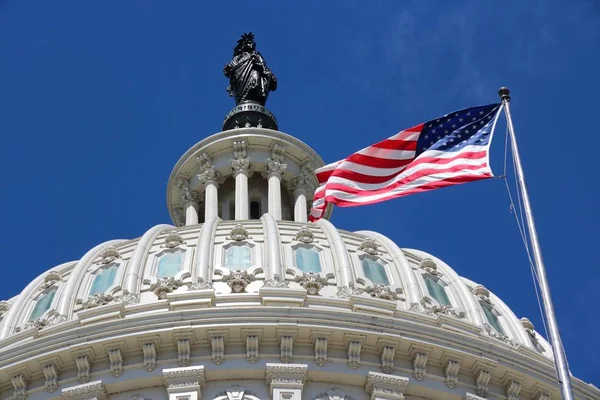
[499,87,574,400]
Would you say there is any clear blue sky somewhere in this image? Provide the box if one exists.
[1,0,598,386]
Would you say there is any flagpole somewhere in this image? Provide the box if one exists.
[499,87,574,400]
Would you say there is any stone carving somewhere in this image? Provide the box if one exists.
[82,293,114,309]
[62,380,108,400]
[178,178,201,209]
[315,388,356,400]
[172,207,185,226]
[290,163,318,194]
[223,270,254,293]
[412,352,428,381]
[364,284,400,301]
[24,312,64,331]
[246,335,259,363]
[364,372,409,399]
[229,225,250,241]
[264,274,288,288]
[420,297,465,319]
[295,272,327,295]
[520,317,545,352]
[484,323,514,345]
[472,284,493,305]
[280,336,293,363]
[197,154,225,186]
[336,284,362,299]
[212,336,225,365]
[419,258,442,276]
[381,346,396,374]
[187,277,214,291]
[76,355,91,384]
[535,392,551,400]
[265,363,308,385]
[0,300,10,316]
[98,247,120,264]
[231,157,253,177]
[294,226,314,243]
[347,341,361,370]
[214,386,261,400]
[177,339,191,367]
[42,364,59,392]
[505,380,521,400]
[233,139,248,159]
[358,238,379,255]
[116,292,140,305]
[475,369,491,397]
[164,231,184,248]
[11,374,27,400]
[142,342,157,372]
[108,348,124,378]
[162,366,206,393]
[150,277,183,299]
[224,32,277,106]
[41,271,62,289]
[314,337,328,366]
[444,360,460,388]
[262,158,287,180]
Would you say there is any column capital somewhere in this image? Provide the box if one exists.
[262,159,287,180]
[177,178,201,209]
[364,371,409,400]
[162,366,206,397]
[62,380,108,400]
[198,167,225,187]
[231,157,254,178]
[289,163,318,195]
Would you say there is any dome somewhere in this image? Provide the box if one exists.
[1,218,598,399]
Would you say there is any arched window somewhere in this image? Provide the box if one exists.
[482,305,504,334]
[424,276,451,306]
[29,290,56,321]
[250,201,260,219]
[361,258,390,285]
[294,247,321,273]
[157,251,184,278]
[224,245,252,270]
[89,265,118,295]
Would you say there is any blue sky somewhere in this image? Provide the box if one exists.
[1,0,598,386]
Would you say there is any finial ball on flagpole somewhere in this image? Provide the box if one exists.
[498,86,511,101]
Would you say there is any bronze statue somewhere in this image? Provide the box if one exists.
[224,33,277,106]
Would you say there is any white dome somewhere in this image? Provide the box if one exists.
[1,218,597,399]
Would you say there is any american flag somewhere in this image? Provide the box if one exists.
[310,103,504,221]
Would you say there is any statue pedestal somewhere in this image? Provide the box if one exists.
[223,102,278,131]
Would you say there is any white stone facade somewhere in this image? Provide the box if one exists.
[0,127,597,399]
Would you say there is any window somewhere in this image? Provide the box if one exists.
[250,201,260,219]
[424,276,451,306]
[224,245,252,270]
[482,305,504,334]
[294,248,321,273]
[29,290,56,321]
[361,258,390,285]
[157,251,184,278]
[89,265,118,295]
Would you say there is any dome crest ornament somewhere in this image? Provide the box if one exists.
[164,231,185,248]
[358,238,379,256]
[364,284,400,301]
[0,300,10,316]
[41,271,62,289]
[150,277,183,299]
[294,226,314,243]
[472,284,493,305]
[98,247,120,265]
[419,258,442,277]
[82,293,114,309]
[223,270,254,293]
[294,272,327,295]
[229,225,250,241]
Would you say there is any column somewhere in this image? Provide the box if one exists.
[265,363,308,400]
[262,143,287,220]
[178,178,200,226]
[232,160,253,220]
[163,366,206,400]
[291,163,317,222]
[197,153,224,221]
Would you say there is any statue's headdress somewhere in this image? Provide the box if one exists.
[234,32,256,55]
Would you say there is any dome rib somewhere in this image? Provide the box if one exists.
[194,217,221,283]
[260,213,282,281]
[317,218,354,289]
[355,231,421,308]
[123,224,173,295]
[57,240,126,318]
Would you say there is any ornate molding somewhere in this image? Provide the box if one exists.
[412,352,428,381]
[336,284,362,299]
[108,349,124,378]
[314,337,328,366]
[444,360,460,388]
[150,277,183,299]
[162,366,206,394]
[229,225,250,241]
[265,363,308,386]
[246,335,259,363]
[142,342,157,372]
[264,273,289,288]
[381,346,396,374]
[364,371,409,399]
[358,238,379,255]
[62,380,108,400]
[177,339,191,367]
[295,272,327,295]
[42,364,59,393]
[347,341,361,370]
[11,374,27,400]
[364,284,400,301]
[475,369,491,397]
[315,388,356,400]
[223,270,254,293]
[212,336,225,365]
[188,277,214,291]
[505,380,522,400]
[419,258,442,276]
[115,292,140,305]
[280,336,294,363]
[75,355,91,384]
[294,226,314,243]
[82,293,113,309]
[164,231,185,248]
